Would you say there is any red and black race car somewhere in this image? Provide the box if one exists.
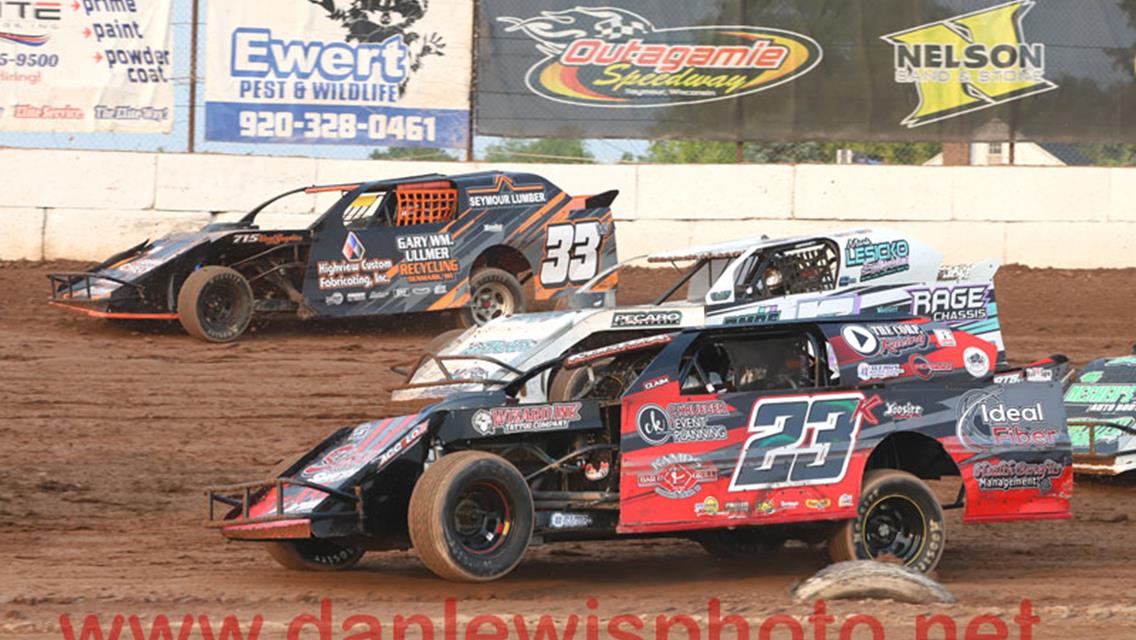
[49,171,618,341]
[207,317,1072,581]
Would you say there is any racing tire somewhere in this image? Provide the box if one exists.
[460,268,525,327]
[264,539,364,572]
[827,470,946,574]
[547,365,594,402]
[697,529,785,560]
[177,266,254,343]
[408,450,534,582]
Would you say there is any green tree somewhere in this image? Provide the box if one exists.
[639,139,739,164]
[368,146,460,161]
[483,138,594,163]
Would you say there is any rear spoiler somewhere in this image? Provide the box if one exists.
[937,258,999,283]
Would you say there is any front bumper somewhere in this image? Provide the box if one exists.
[205,477,364,540]
[48,272,177,320]
[1069,421,1136,476]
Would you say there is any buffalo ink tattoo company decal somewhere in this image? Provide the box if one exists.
[638,453,718,499]
[498,6,822,108]
[471,403,583,435]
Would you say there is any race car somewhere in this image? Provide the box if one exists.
[48,171,618,342]
[393,229,1006,403]
[206,317,1072,581]
[1061,347,1136,476]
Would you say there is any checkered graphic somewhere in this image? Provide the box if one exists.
[342,231,366,262]
[595,19,648,40]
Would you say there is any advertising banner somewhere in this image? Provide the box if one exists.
[476,0,1136,143]
[204,0,472,148]
[0,0,174,133]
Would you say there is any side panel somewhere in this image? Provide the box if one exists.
[302,173,618,316]
[617,324,1071,534]
[618,382,868,533]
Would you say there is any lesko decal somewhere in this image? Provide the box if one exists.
[497,6,822,108]
[881,0,1057,128]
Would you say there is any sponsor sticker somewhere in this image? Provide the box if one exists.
[882,0,1058,128]
[956,389,1058,451]
[471,403,583,435]
[964,346,992,378]
[637,453,717,500]
[909,285,990,322]
[499,6,822,108]
[635,401,731,446]
[612,310,683,328]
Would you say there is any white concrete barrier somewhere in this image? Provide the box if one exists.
[0,148,1132,268]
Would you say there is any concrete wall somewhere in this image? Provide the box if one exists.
[1,148,1133,268]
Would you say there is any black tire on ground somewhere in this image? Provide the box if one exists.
[459,268,525,327]
[827,469,946,574]
[697,529,785,560]
[176,266,254,343]
[408,450,534,582]
[264,540,364,571]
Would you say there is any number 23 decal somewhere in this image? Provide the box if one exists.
[540,221,603,287]
[729,392,865,491]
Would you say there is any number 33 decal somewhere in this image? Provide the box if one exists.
[540,221,602,287]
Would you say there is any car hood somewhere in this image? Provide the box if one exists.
[97,231,221,282]
[393,303,703,401]
[247,413,430,519]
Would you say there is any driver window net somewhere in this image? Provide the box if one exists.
[395,187,458,226]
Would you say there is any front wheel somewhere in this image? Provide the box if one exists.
[177,266,253,342]
[264,539,364,571]
[408,451,533,581]
[461,268,525,327]
[827,470,946,574]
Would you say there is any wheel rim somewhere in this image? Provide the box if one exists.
[199,279,246,335]
[452,480,513,555]
[861,494,927,564]
[470,282,515,324]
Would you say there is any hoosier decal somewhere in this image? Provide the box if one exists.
[498,6,821,108]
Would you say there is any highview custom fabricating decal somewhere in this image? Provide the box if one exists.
[497,6,822,108]
[881,0,1058,128]
[203,0,471,147]
[0,0,174,133]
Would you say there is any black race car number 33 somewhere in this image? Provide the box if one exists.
[540,221,602,286]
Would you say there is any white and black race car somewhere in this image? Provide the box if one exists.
[393,229,1005,403]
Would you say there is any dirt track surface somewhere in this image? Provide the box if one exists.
[2,262,1135,639]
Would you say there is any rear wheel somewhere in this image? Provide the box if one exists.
[264,539,364,571]
[408,451,533,581]
[460,268,524,327]
[177,266,253,342]
[827,470,946,574]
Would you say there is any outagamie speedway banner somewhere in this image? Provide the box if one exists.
[204,0,471,148]
[0,0,174,133]
[477,0,1136,143]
